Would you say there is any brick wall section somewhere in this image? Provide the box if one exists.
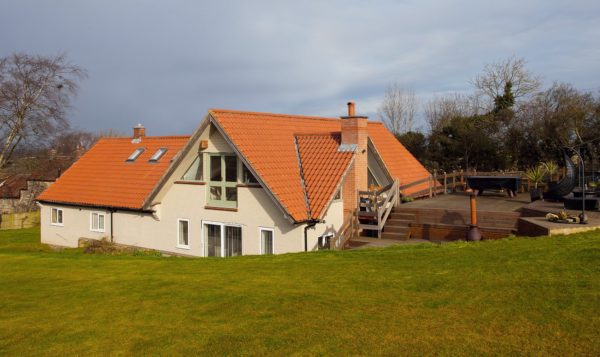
[341,116,368,215]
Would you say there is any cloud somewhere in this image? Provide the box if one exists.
[1,0,599,134]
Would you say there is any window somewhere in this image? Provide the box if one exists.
[318,234,333,250]
[260,228,274,255]
[149,148,168,162]
[178,219,190,248]
[90,212,105,232]
[208,154,238,208]
[368,168,380,188]
[242,164,259,184]
[126,148,145,162]
[334,189,342,200]
[51,208,63,226]
[204,222,242,257]
[182,155,203,181]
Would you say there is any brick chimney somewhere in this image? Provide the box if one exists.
[133,124,145,140]
[341,101,368,215]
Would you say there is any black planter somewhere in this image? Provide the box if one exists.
[530,188,542,202]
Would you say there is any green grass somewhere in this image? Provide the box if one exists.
[1,227,599,356]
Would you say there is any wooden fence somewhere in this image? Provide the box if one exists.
[400,168,566,199]
[329,210,358,250]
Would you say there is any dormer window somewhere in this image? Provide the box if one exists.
[149,148,168,162]
[126,148,145,162]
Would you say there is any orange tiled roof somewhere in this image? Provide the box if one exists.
[210,109,343,222]
[37,136,190,210]
[210,109,431,221]
[367,122,432,195]
[296,133,354,219]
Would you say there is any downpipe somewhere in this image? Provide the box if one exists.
[304,220,319,252]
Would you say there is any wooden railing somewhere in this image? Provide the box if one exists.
[357,179,399,239]
[329,210,358,250]
[399,168,567,199]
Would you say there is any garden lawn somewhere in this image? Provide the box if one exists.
[1,227,599,356]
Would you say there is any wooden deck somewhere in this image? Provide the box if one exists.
[390,192,600,240]
[401,191,530,212]
[394,192,529,241]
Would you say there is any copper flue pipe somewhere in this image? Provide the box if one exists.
[347,101,355,116]
[470,191,477,225]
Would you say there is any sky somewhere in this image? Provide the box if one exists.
[1,0,599,135]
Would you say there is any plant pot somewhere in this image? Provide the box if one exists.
[530,188,542,202]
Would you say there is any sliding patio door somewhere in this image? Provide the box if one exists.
[204,222,242,257]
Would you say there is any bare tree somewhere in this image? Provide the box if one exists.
[472,56,542,104]
[424,93,481,131]
[0,53,86,167]
[378,83,417,134]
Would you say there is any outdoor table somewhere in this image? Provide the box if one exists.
[466,176,522,198]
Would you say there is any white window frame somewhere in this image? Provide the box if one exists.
[50,207,64,226]
[177,218,191,249]
[202,220,242,257]
[259,227,275,255]
[90,212,106,233]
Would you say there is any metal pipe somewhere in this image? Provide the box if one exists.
[110,210,114,242]
[304,220,319,252]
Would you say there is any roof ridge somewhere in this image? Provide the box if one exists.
[101,135,190,140]
[209,108,341,122]
[295,132,341,137]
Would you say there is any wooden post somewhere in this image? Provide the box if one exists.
[394,179,400,207]
[428,175,433,198]
[443,171,448,194]
[433,171,438,196]
[452,170,456,193]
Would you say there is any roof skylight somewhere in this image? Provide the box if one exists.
[149,148,168,162]
[126,148,145,162]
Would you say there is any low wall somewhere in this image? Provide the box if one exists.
[409,223,514,241]
[0,211,40,230]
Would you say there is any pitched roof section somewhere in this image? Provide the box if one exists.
[210,109,432,221]
[296,134,354,219]
[367,122,432,195]
[210,109,344,222]
[37,136,190,210]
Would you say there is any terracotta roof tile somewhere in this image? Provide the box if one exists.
[367,122,432,195]
[296,133,353,219]
[37,136,189,210]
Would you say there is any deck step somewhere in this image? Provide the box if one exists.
[389,212,416,220]
[385,218,413,226]
[383,225,409,234]
[381,231,409,240]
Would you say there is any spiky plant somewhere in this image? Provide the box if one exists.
[541,161,559,181]
[525,165,547,189]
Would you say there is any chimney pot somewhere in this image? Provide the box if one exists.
[347,101,355,117]
[133,124,146,139]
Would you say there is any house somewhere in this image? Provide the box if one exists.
[37,103,431,256]
[0,157,73,214]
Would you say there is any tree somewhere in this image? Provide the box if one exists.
[472,56,542,105]
[0,53,86,167]
[396,131,427,160]
[378,83,417,134]
[424,93,481,132]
